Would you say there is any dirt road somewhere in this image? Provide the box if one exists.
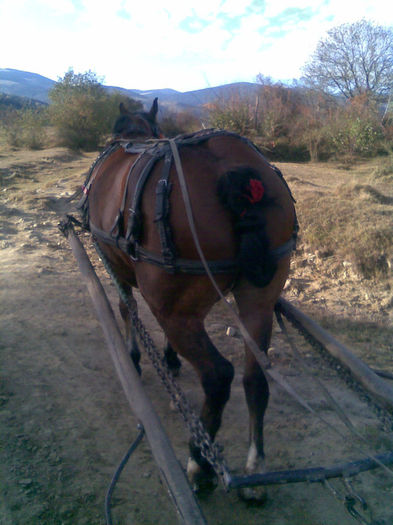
[1,147,392,524]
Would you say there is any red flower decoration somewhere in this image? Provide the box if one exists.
[245,179,264,204]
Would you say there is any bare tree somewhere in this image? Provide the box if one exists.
[302,19,393,100]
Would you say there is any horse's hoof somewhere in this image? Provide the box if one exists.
[187,458,218,495]
[191,472,218,496]
[237,486,268,505]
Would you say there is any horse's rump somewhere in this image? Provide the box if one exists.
[85,129,296,287]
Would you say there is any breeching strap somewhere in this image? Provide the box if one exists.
[169,138,269,372]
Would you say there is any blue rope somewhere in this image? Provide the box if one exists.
[105,424,145,525]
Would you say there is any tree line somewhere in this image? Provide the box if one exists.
[1,19,392,162]
[209,78,391,162]
[209,19,393,162]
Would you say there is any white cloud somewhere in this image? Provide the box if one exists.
[37,0,76,15]
[0,0,392,91]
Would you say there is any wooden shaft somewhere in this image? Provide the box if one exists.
[229,451,393,487]
[65,226,207,525]
[277,297,393,412]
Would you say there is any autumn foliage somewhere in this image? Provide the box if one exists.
[208,83,391,162]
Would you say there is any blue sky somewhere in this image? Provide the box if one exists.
[1,0,392,92]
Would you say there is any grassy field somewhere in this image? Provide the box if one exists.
[282,156,393,279]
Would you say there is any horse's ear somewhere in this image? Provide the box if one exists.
[119,102,127,115]
[149,97,158,121]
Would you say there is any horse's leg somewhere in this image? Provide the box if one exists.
[156,314,234,492]
[118,285,141,375]
[232,257,290,502]
[163,339,182,376]
[136,267,235,491]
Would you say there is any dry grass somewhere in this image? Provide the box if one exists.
[371,155,393,182]
[278,157,393,280]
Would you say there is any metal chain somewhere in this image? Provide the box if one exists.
[279,306,393,433]
[130,312,231,484]
[92,238,232,487]
[323,478,374,525]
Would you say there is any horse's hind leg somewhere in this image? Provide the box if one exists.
[119,285,141,375]
[163,339,182,376]
[233,257,290,501]
[157,315,234,491]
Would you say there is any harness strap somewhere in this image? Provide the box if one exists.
[78,142,121,211]
[119,153,143,217]
[90,222,239,275]
[125,151,160,245]
[154,150,176,271]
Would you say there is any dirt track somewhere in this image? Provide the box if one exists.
[1,147,392,524]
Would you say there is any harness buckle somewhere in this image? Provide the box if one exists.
[157,178,168,188]
[128,241,139,262]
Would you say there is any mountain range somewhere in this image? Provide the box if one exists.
[0,68,260,115]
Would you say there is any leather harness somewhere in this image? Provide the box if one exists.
[79,129,297,275]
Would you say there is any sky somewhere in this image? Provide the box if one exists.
[1,0,392,93]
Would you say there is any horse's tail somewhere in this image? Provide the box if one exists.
[217,166,277,287]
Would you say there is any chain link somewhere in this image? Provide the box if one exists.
[92,238,231,486]
[130,313,230,481]
[279,307,393,433]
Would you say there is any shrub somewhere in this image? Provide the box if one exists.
[1,107,48,149]
[159,110,201,137]
[208,94,255,136]
[325,95,384,160]
[287,90,336,161]
[49,70,142,150]
[255,78,295,143]
[207,82,389,162]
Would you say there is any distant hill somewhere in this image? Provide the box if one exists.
[0,92,47,112]
[0,69,55,103]
[105,83,260,115]
[0,68,260,116]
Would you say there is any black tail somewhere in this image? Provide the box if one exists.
[217,166,277,287]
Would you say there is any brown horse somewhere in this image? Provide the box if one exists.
[83,99,297,498]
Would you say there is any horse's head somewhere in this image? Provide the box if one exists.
[113,98,162,140]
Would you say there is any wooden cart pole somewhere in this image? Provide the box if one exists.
[277,297,393,412]
[63,223,207,525]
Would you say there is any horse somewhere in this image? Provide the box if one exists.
[82,98,297,499]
